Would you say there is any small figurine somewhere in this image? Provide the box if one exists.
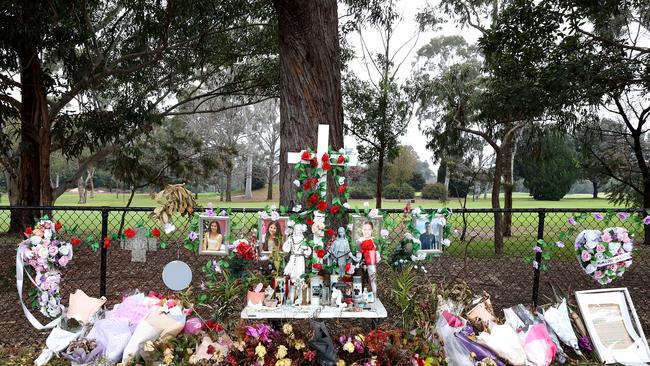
[357,221,380,295]
[311,219,326,247]
[283,223,312,282]
[331,287,345,308]
[264,285,274,301]
[326,227,356,275]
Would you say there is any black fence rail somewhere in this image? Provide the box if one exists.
[0,206,648,345]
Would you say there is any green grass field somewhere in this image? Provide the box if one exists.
[47,190,621,210]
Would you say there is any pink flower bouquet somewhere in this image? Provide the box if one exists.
[575,227,633,285]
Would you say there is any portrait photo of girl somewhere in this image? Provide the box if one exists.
[258,217,288,254]
[199,216,230,255]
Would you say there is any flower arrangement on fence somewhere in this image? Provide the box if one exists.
[575,227,633,285]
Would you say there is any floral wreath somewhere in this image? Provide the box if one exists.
[575,227,633,285]
[17,216,99,319]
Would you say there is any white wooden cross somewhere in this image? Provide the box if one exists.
[287,124,358,197]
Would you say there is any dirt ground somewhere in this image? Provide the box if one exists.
[1,234,649,349]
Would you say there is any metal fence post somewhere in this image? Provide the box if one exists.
[100,208,109,297]
[532,211,545,307]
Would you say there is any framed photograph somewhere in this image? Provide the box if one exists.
[198,216,230,256]
[258,217,289,254]
[414,215,444,253]
[575,288,650,364]
[351,215,383,245]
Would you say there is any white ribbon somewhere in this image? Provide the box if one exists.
[16,242,61,330]
[596,253,632,267]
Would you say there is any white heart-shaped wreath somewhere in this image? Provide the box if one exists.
[575,227,633,285]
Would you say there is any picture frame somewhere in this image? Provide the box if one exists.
[258,216,289,255]
[414,214,444,254]
[350,215,383,245]
[198,216,230,256]
[575,288,650,364]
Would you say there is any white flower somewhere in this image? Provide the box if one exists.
[412,208,421,216]
[595,252,605,262]
[584,240,598,250]
[584,264,597,274]
[271,204,277,211]
[380,229,389,238]
[58,244,70,256]
[259,211,270,220]
[43,230,52,239]
[292,204,302,212]
[423,268,428,273]
[338,176,345,185]
[293,180,300,187]
[37,245,48,258]
[343,202,351,209]
[623,242,633,252]
[339,148,346,155]
[30,236,42,246]
[442,239,451,247]
[270,211,280,221]
[368,208,379,218]
[363,202,369,208]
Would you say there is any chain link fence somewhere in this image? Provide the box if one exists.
[0,206,647,346]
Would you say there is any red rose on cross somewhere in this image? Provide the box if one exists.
[316,201,328,212]
[304,180,313,190]
[316,249,325,258]
[310,158,318,167]
[337,155,345,164]
[325,228,335,237]
[321,152,330,163]
[151,228,161,237]
[330,205,340,214]
[301,151,311,161]
[306,218,314,226]
[338,185,346,194]
[322,161,332,171]
[124,228,136,239]
[313,263,323,270]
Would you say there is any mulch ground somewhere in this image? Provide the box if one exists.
[1,233,649,350]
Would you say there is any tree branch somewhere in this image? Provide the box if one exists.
[52,147,116,199]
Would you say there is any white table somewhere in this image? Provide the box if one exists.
[241,299,387,322]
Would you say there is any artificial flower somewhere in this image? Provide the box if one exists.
[151,228,161,237]
[644,216,650,225]
[316,249,325,258]
[533,246,542,253]
[380,229,389,238]
[143,341,156,353]
[338,176,345,185]
[183,317,203,334]
[325,228,335,237]
[292,204,302,212]
[343,202,351,209]
[568,217,578,226]
[321,152,330,162]
[124,228,136,239]
[532,261,539,269]
[306,218,315,226]
[163,348,173,364]
[102,237,110,249]
[55,221,62,231]
[276,359,291,366]
[343,339,355,353]
[310,158,318,167]
[283,323,293,335]
[233,340,245,352]
[593,212,604,221]
[323,161,332,170]
[617,212,629,221]
[301,151,311,161]
[70,236,82,246]
[555,241,565,248]
[313,263,323,270]
[578,335,593,352]
[276,345,288,359]
[368,208,380,218]
[337,155,345,164]
[294,339,306,350]
[255,344,267,359]
[205,320,224,332]
[293,179,301,187]
[317,201,328,212]
[24,226,33,236]
[188,231,199,241]
[330,205,341,214]
[338,185,346,194]
[271,211,280,221]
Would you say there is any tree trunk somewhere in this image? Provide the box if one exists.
[591,179,599,199]
[376,151,385,208]
[9,26,52,233]
[492,152,504,254]
[267,162,274,201]
[244,154,253,199]
[226,170,232,202]
[502,141,515,237]
[77,176,87,204]
[88,168,95,198]
[274,0,344,207]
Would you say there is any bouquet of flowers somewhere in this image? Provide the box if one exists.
[575,227,633,285]
[389,233,426,270]
[19,216,73,317]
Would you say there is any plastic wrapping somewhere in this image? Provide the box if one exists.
[520,323,556,366]
[106,292,150,331]
[67,289,106,324]
[34,326,84,366]
[455,326,505,366]
[536,309,568,363]
[541,298,581,355]
[436,311,473,366]
[87,317,132,363]
[476,323,527,366]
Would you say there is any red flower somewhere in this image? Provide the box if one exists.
[304,350,316,361]
[226,353,237,365]
[237,242,255,260]
[321,152,330,163]
[316,201,328,212]
[205,320,224,332]
[345,262,352,273]
[301,151,311,161]
[24,227,33,236]
[124,228,136,239]
[103,237,111,249]
[337,155,345,164]
[310,158,318,167]
[330,205,340,214]
[309,193,320,203]
[55,221,62,231]
[207,344,216,354]
[325,228,335,237]
[151,228,161,237]
[313,263,323,270]
[304,180,313,190]
[316,249,325,258]
[306,218,314,226]
[360,239,375,252]
[322,161,332,171]
[338,185,346,194]
[70,236,82,246]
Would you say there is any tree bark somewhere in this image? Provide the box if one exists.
[591,179,599,199]
[274,0,344,207]
[244,154,253,199]
[267,162,274,200]
[88,167,95,198]
[502,140,515,237]
[226,170,232,202]
[492,152,504,254]
[376,148,385,208]
[77,176,87,204]
[9,15,52,232]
